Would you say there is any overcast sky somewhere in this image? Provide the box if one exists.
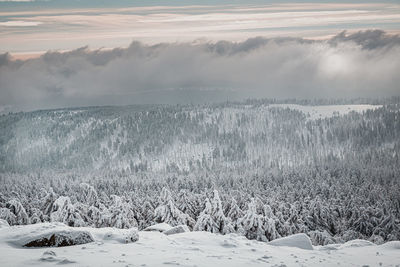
[1,1,400,55]
[0,1,400,110]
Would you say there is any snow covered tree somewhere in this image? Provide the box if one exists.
[50,196,85,227]
[177,190,197,219]
[154,187,195,227]
[263,217,280,241]
[87,205,102,227]
[0,208,17,225]
[41,187,57,219]
[194,190,234,234]
[107,195,138,229]
[308,230,336,245]
[193,198,214,232]
[304,197,331,232]
[227,197,245,234]
[6,199,29,225]
[28,207,43,224]
[239,198,267,241]
[140,200,155,229]
[77,183,98,206]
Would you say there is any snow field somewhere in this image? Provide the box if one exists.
[268,104,382,120]
[0,223,399,267]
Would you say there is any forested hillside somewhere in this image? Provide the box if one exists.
[0,99,399,245]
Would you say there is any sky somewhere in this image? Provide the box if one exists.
[0,1,400,110]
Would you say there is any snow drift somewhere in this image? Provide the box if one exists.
[268,233,313,250]
[0,223,399,267]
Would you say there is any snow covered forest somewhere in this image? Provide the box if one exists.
[0,98,399,246]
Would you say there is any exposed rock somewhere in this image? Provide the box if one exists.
[24,231,94,247]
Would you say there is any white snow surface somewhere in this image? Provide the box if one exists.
[144,223,173,232]
[0,223,399,267]
[164,225,190,235]
[268,104,382,120]
[0,219,9,229]
[268,233,313,250]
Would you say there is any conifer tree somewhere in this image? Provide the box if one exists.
[154,187,195,227]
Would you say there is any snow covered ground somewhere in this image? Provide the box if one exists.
[1,223,399,267]
[268,104,382,120]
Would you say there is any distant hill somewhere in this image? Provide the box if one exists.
[0,101,398,174]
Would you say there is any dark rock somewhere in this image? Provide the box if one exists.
[24,231,94,247]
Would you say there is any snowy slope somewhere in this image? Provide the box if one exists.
[0,102,388,173]
[268,104,382,120]
[0,223,399,267]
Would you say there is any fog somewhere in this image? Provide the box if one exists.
[1,30,399,111]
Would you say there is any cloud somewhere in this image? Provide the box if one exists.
[0,21,42,26]
[0,30,399,111]
[1,3,400,54]
[330,30,400,49]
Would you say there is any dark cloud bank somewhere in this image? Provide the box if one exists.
[1,30,400,111]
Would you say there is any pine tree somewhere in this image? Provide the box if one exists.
[0,208,17,225]
[177,190,197,219]
[263,217,280,241]
[78,183,98,206]
[227,197,245,234]
[154,187,195,227]
[194,190,233,234]
[28,207,43,224]
[50,196,85,227]
[41,187,57,219]
[87,205,102,227]
[239,198,267,241]
[107,195,138,229]
[140,200,155,229]
[194,198,214,232]
[6,199,30,225]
